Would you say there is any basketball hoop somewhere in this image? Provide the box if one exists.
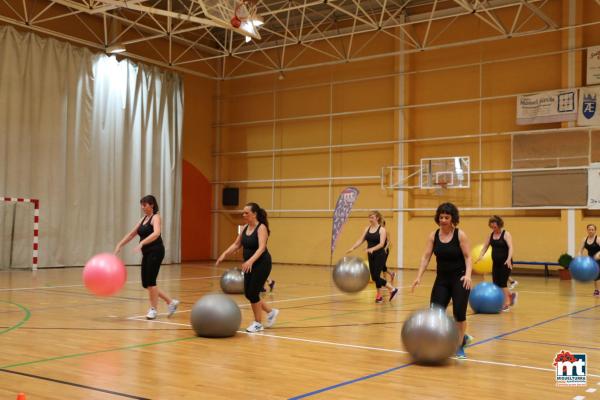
[230,0,256,29]
[434,180,448,196]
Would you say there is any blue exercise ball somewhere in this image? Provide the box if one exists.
[469,282,504,314]
[569,256,600,282]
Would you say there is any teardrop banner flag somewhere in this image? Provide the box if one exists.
[330,187,360,255]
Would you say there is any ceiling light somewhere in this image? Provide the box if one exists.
[240,21,254,35]
[106,43,126,54]
[251,15,264,26]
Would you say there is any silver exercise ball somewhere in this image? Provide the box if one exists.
[332,256,370,293]
[220,268,244,294]
[190,294,242,338]
[401,307,460,364]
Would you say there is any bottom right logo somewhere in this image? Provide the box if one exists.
[554,350,587,386]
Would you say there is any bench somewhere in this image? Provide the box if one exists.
[512,261,561,278]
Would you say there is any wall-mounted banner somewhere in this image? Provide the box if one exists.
[578,86,600,126]
[516,89,577,125]
[588,163,600,209]
[587,45,600,85]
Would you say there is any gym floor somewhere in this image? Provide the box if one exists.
[1,263,599,399]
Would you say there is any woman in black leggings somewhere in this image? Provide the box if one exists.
[579,223,600,297]
[114,195,179,320]
[216,202,279,333]
[347,211,398,303]
[411,202,473,359]
[476,215,516,311]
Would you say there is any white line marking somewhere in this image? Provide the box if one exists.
[238,330,408,354]
[128,317,407,353]
[127,317,600,377]
[586,388,597,393]
[0,283,86,292]
[0,275,222,292]
[125,287,410,319]
[516,290,576,295]
[129,318,188,326]
[126,292,363,319]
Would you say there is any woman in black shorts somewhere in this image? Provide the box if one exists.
[114,195,179,320]
[476,215,515,311]
[347,211,398,303]
[579,223,600,297]
[411,202,472,359]
[216,202,279,333]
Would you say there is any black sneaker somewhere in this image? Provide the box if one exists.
[389,288,399,302]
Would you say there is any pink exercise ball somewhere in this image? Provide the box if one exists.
[83,253,127,296]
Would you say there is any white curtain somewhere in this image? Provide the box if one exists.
[0,26,183,267]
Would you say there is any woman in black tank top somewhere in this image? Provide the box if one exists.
[476,215,516,311]
[411,203,473,359]
[216,202,279,333]
[347,211,398,303]
[580,223,600,297]
[114,195,179,320]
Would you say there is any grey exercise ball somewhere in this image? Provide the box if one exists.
[332,256,370,293]
[190,294,242,338]
[401,307,460,364]
[220,268,244,294]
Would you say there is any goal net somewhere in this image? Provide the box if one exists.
[0,197,39,270]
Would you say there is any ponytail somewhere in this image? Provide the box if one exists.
[140,195,159,214]
[247,202,270,235]
[369,210,385,226]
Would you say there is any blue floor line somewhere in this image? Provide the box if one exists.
[287,362,416,400]
[288,304,600,399]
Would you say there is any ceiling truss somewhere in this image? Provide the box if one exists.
[0,0,593,79]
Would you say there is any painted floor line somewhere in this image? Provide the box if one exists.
[134,317,599,377]
[125,288,409,319]
[0,274,222,292]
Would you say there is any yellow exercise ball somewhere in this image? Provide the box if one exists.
[471,244,492,274]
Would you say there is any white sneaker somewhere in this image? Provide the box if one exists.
[167,299,180,317]
[509,280,519,290]
[510,292,518,306]
[146,308,157,320]
[265,308,279,328]
[246,321,264,333]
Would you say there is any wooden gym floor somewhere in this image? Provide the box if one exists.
[1,262,600,399]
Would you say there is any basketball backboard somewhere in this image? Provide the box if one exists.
[420,156,470,189]
[200,0,261,39]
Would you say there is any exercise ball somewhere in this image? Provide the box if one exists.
[190,294,242,338]
[220,268,245,294]
[471,244,492,274]
[401,307,460,364]
[83,253,127,296]
[333,256,370,293]
[469,282,504,314]
[569,256,600,282]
